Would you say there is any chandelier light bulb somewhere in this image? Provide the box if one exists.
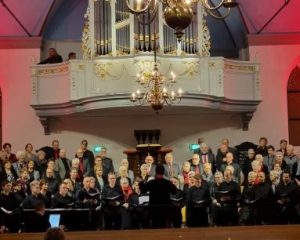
[178,88,183,97]
[171,91,175,100]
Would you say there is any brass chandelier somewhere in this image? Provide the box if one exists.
[131,44,182,113]
[126,0,239,40]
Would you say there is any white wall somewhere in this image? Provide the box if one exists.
[1,40,300,169]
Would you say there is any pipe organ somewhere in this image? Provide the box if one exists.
[82,0,211,58]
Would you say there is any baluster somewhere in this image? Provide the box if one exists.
[142,15,146,52]
[147,11,151,52]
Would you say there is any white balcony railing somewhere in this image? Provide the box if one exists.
[31,56,260,134]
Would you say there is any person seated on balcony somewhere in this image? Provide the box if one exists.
[67,52,76,60]
[39,48,63,64]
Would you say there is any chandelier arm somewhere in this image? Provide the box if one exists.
[162,0,173,8]
[136,5,158,25]
[201,0,225,10]
[125,0,153,14]
[206,7,231,19]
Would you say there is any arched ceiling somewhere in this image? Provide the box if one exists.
[0,0,299,55]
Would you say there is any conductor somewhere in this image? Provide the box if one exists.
[139,165,177,228]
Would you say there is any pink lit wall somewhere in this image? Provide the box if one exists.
[247,38,300,145]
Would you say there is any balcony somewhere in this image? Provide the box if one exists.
[31,55,260,134]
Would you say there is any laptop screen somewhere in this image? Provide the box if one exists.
[49,214,61,228]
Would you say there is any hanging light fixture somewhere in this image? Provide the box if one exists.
[131,36,182,112]
[126,0,239,40]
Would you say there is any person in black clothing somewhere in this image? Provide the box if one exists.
[256,137,268,156]
[120,177,134,229]
[210,171,224,226]
[43,168,59,195]
[99,147,114,180]
[0,181,21,232]
[129,177,150,229]
[241,148,256,182]
[22,180,48,209]
[186,174,210,227]
[77,177,99,208]
[39,48,63,64]
[214,168,241,226]
[139,165,177,228]
[240,171,256,225]
[253,172,275,224]
[51,183,74,208]
[170,177,185,228]
[276,170,299,224]
[102,172,124,230]
[80,140,95,170]
[26,202,50,232]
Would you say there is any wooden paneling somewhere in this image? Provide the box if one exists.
[2,225,300,240]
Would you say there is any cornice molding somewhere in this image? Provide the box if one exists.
[0,37,42,49]
[248,33,300,46]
